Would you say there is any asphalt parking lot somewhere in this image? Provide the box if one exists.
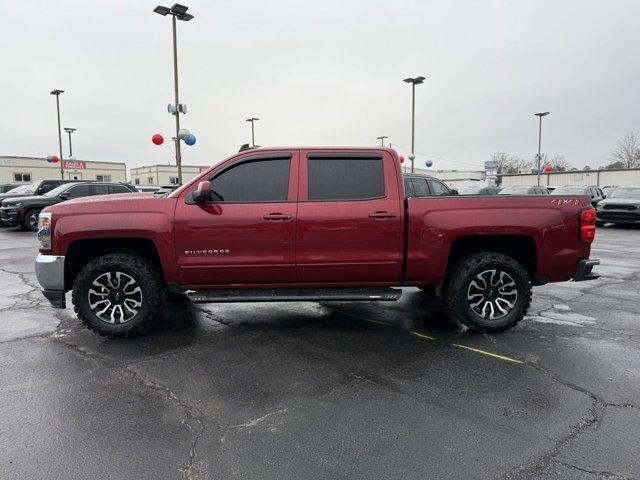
[0,226,638,480]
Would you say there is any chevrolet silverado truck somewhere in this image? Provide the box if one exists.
[34,147,600,338]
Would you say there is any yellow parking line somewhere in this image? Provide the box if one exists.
[452,344,523,364]
[411,331,436,340]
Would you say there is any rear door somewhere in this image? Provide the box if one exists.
[295,151,403,284]
[174,151,299,286]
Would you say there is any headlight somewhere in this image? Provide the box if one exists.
[37,212,52,250]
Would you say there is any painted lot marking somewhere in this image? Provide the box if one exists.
[330,307,523,365]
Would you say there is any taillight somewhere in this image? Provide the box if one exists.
[580,208,596,243]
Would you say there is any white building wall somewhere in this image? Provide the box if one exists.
[412,168,485,188]
[499,168,640,188]
[129,165,210,186]
[0,156,127,183]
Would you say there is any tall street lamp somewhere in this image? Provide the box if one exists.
[403,76,425,173]
[50,89,65,179]
[154,3,194,185]
[534,112,550,186]
[246,117,259,148]
[64,127,77,158]
[376,135,388,147]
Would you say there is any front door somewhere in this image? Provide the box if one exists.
[295,151,404,284]
[174,151,299,287]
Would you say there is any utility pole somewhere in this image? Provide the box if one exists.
[403,76,425,173]
[246,117,259,148]
[534,112,550,186]
[64,127,76,157]
[50,89,65,179]
[376,136,388,147]
[154,4,194,185]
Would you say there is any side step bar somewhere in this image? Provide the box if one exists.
[186,287,403,303]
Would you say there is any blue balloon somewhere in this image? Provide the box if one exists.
[46,155,52,163]
[531,167,539,174]
[184,134,196,146]
[425,160,433,168]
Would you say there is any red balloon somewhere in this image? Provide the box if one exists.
[152,134,164,145]
[50,155,60,163]
[543,164,553,173]
[399,156,405,164]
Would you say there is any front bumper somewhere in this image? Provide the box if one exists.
[0,207,21,226]
[35,254,66,308]
[572,259,600,282]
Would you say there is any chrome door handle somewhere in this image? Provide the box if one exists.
[368,211,396,219]
[263,213,292,220]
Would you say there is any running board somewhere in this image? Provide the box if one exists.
[186,287,402,303]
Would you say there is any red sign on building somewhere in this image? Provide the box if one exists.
[63,160,87,169]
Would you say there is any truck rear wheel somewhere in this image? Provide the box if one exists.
[444,252,531,333]
[72,253,166,338]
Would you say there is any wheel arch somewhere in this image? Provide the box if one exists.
[64,237,164,290]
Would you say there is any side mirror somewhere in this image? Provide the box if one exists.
[451,189,459,195]
[192,181,212,203]
[58,192,70,200]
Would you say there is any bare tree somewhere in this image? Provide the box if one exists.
[548,154,570,172]
[611,131,640,168]
[491,152,530,174]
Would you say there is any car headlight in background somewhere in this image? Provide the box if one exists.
[37,212,52,250]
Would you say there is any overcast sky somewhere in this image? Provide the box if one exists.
[1,0,639,171]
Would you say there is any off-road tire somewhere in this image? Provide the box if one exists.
[443,252,531,333]
[21,209,41,231]
[72,253,166,338]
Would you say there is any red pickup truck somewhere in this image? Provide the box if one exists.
[34,147,599,338]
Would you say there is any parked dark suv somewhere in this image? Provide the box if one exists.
[0,182,137,230]
[403,174,457,197]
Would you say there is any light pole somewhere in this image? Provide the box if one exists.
[246,117,259,148]
[534,112,550,186]
[376,135,388,147]
[403,76,425,173]
[50,89,65,179]
[64,127,76,157]
[154,3,194,185]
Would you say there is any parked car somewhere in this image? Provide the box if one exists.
[498,186,550,195]
[403,173,457,197]
[602,186,617,198]
[458,186,502,195]
[1,182,137,231]
[154,184,180,197]
[0,184,20,194]
[551,186,604,207]
[595,186,640,226]
[136,185,160,193]
[34,147,599,338]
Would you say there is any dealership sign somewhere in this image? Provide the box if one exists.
[63,160,86,169]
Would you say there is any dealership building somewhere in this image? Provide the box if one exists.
[499,168,640,188]
[0,156,127,184]
[129,164,210,186]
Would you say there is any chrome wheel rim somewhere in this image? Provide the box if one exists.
[87,271,143,324]
[467,269,518,320]
[28,212,39,230]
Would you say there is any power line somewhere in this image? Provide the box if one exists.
[391,144,482,169]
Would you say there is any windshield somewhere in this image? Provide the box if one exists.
[551,187,588,195]
[44,183,76,197]
[6,184,34,194]
[610,187,640,199]
[499,187,530,194]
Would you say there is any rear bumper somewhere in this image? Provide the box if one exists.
[35,254,67,308]
[572,259,600,282]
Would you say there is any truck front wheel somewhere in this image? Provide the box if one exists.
[444,252,531,333]
[72,253,166,338]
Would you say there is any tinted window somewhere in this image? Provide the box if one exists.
[428,179,451,196]
[403,178,413,196]
[308,157,384,201]
[92,184,110,195]
[39,182,62,194]
[410,178,430,196]
[110,185,132,194]
[67,184,92,198]
[210,158,290,202]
